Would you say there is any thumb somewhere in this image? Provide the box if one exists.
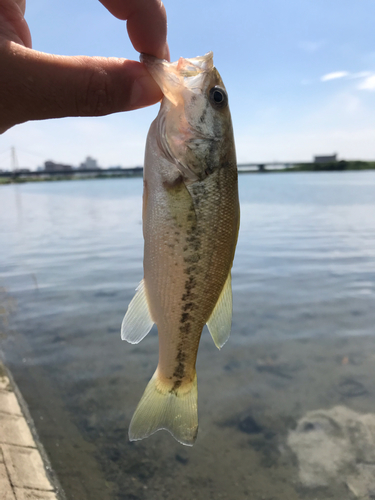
[0,42,162,132]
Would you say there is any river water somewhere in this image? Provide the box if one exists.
[1,172,375,499]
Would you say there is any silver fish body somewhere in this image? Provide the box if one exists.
[121,52,239,445]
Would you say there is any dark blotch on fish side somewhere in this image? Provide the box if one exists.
[179,322,191,335]
[183,253,200,263]
[180,313,190,323]
[184,275,197,292]
[184,265,197,275]
[171,349,187,387]
[199,107,207,124]
[171,380,182,392]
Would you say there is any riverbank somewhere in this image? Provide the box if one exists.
[1,160,375,184]
[0,360,65,500]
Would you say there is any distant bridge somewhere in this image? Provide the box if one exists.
[237,162,307,172]
[0,167,143,179]
[0,163,312,179]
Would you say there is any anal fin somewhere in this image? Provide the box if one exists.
[206,272,233,349]
[121,279,154,344]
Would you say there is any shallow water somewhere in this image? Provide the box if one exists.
[1,172,375,499]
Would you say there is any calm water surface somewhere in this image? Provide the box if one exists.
[1,172,375,499]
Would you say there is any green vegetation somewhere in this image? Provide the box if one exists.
[0,171,143,184]
[291,160,375,171]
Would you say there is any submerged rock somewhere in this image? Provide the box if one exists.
[287,405,375,498]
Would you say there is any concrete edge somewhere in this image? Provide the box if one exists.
[0,355,67,500]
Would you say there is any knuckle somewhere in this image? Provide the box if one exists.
[76,68,113,116]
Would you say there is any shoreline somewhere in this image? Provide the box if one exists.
[1,164,375,185]
[0,358,66,500]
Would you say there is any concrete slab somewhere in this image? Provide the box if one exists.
[1,445,53,491]
[0,414,36,448]
[0,372,10,391]
[14,489,58,500]
[0,462,16,500]
[0,390,22,416]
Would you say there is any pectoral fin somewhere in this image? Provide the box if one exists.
[206,272,233,349]
[121,280,154,344]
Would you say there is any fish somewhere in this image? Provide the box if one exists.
[121,52,240,446]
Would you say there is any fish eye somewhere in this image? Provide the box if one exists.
[209,86,228,109]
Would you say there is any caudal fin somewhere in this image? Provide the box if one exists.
[129,370,198,446]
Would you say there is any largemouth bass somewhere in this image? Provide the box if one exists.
[121,52,239,446]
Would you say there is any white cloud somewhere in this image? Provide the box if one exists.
[319,71,375,89]
[321,71,349,82]
[358,74,375,91]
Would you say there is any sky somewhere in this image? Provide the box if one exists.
[1,0,375,170]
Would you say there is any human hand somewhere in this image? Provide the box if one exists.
[0,0,169,133]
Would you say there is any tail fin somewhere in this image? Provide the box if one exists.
[129,370,198,446]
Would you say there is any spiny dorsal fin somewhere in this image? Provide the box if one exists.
[206,272,233,349]
[121,280,154,344]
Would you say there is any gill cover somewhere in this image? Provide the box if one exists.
[141,52,230,182]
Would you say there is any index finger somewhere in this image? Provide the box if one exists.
[99,0,169,60]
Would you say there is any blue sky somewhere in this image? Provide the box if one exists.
[1,0,375,169]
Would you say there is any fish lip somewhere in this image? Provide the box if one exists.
[140,52,214,100]
[140,53,166,67]
[140,52,213,73]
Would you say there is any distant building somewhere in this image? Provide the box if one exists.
[314,154,337,163]
[79,156,100,170]
[44,161,72,172]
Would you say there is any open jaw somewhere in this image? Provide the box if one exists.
[140,52,214,104]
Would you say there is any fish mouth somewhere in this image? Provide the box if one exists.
[140,52,214,105]
[140,52,213,75]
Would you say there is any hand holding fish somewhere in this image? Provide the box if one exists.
[0,0,169,133]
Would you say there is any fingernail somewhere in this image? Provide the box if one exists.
[130,75,162,110]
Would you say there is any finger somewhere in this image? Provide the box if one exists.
[0,0,31,47]
[99,0,169,60]
[12,0,26,15]
[0,42,163,132]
